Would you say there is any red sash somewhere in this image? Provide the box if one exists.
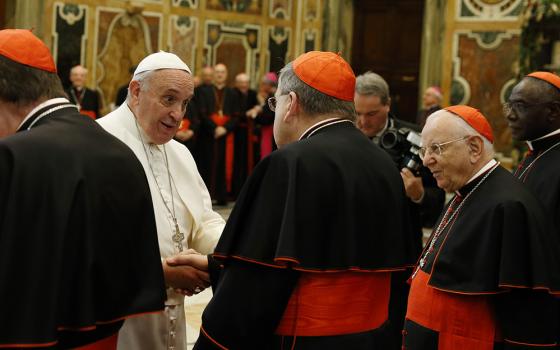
[74,333,117,350]
[80,110,97,120]
[406,269,500,349]
[260,125,274,160]
[179,118,191,131]
[276,272,390,336]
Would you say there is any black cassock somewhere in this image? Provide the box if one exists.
[403,165,560,349]
[0,102,165,348]
[66,87,101,119]
[231,88,259,198]
[514,132,560,347]
[194,119,418,349]
[191,84,238,203]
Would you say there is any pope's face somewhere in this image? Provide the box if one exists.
[130,69,194,145]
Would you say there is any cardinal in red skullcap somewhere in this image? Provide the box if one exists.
[0,29,165,349]
[166,51,416,349]
[506,71,560,347]
[402,105,560,349]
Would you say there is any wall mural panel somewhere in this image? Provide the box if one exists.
[205,21,260,85]
[304,0,320,21]
[268,26,290,73]
[169,15,198,69]
[45,0,325,116]
[53,2,87,89]
[95,8,161,111]
[457,0,523,20]
[303,29,317,52]
[451,30,520,151]
[269,0,291,19]
[441,0,525,157]
[206,0,262,14]
[172,0,197,8]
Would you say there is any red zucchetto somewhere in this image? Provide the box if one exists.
[293,51,355,102]
[445,105,494,143]
[0,29,56,73]
[527,71,560,90]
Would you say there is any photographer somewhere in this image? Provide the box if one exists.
[354,71,445,349]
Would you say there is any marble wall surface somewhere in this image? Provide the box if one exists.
[437,0,524,153]
[41,0,325,116]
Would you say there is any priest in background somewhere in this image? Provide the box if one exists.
[191,63,238,205]
[66,64,101,119]
[232,72,260,197]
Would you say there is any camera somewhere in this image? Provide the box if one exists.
[379,126,423,173]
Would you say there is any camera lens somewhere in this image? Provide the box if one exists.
[380,130,398,149]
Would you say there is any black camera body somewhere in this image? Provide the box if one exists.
[379,126,423,174]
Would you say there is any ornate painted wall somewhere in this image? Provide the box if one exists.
[40,0,325,115]
[439,0,524,154]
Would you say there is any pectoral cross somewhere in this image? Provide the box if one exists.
[172,222,185,252]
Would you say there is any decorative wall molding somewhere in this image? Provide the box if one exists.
[43,0,325,115]
[267,25,290,73]
[456,0,523,21]
[168,15,198,69]
[465,30,520,50]
[52,2,88,89]
[204,20,261,84]
[451,30,472,105]
[269,0,291,20]
[172,0,197,8]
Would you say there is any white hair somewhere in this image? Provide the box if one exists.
[427,111,495,157]
[125,70,154,102]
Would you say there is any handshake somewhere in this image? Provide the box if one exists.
[162,249,210,296]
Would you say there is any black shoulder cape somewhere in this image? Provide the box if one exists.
[0,104,165,348]
[427,166,560,293]
[214,120,417,271]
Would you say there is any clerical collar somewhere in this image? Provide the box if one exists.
[299,117,354,140]
[455,159,498,197]
[526,128,560,151]
[17,97,75,131]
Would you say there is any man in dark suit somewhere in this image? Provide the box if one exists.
[354,71,445,349]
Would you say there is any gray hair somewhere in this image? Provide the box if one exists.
[355,71,390,105]
[278,62,356,121]
[126,70,155,102]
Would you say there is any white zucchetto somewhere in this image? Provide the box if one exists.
[133,51,192,79]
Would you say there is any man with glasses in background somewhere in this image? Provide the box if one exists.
[505,71,560,348]
[403,105,560,349]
